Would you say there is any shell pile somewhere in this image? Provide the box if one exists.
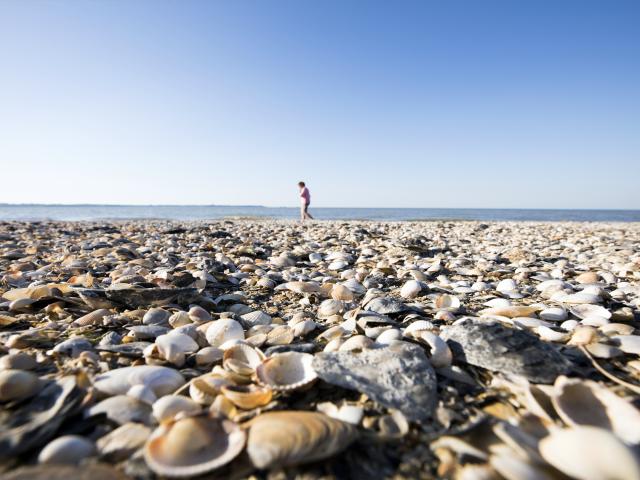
[1,219,640,479]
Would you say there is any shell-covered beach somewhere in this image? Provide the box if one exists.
[1,219,639,479]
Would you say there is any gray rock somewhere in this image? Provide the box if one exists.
[439,319,573,384]
[265,343,316,356]
[312,343,436,421]
[95,342,151,357]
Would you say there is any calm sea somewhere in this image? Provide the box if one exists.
[0,205,639,222]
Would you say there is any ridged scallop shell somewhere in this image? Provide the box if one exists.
[266,325,294,346]
[221,384,273,409]
[256,352,317,391]
[223,344,265,376]
[205,319,245,347]
[240,310,272,327]
[245,411,358,469]
[144,414,246,477]
[551,376,640,444]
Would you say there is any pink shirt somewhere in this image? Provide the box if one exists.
[300,187,311,204]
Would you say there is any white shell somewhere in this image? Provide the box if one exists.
[414,331,452,368]
[318,299,344,318]
[240,310,272,327]
[152,395,201,423]
[539,307,568,322]
[400,280,422,299]
[256,352,317,391]
[156,333,199,365]
[94,366,185,397]
[205,319,245,347]
[38,435,95,465]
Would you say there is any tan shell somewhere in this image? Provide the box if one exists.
[144,414,246,477]
[256,352,317,391]
[245,411,358,469]
[434,294,460,311]
[152,395,202,423]
[189,374,233,405]
[338,335,374,352]
[221,384,273,409]
[480,305,538,318]
[552,376,640,444]
[317,299,344,318]
[265,325,295,346]
[223,344,266,376]
[331,284,354,301]
[539,426,640,480]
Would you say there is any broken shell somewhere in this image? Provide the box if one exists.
[205,319,245,347]
[414,331,452,368]
[221,384,273,409]
[0,369,41,402]
[152,395,202,423]
[189,374,232,405]
[245,411,358,469]
[552,376,640,444]
[144,414,246,477]
[256,352,317,391]
[539,426,640,480]
[223,344,265,376]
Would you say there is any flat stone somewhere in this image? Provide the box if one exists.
[439,319,573,384]
[312,343,436,421]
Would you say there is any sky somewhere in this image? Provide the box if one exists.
[0,0,638,209]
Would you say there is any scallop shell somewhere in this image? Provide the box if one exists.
[552,376,640,444]
[223,344,266,376]
[256,352,317,391]
[240,310,272,327]
[221,384,273,409]
[403,320,434,337]
[539,426,640,480]
[144,414,246,477]
[266,325,295,346]
[245,411,358,469]
[205,319,245,347]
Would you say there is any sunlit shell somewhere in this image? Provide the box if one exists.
[240,310,272,327]
[144,415,246,477]
[539,307,568,322]
[223,344,265,376]
[188,306,211,323]
[400,280,422,299]
[195,346,224,366]
[256,352,317,391]
[611,335,640,355]
[152,395,202,422]
[570,304,612,320]
[38,435,96,465]
[169,311,192,328]
[189,374,233,405]
[339,335,374,351]
[496,278,518,293]
[73,308,111,327]
[205,319,245,347]
[318,299,344,318]
[285,281,321,294]
[539,426,640,480]
[434,294,460,311]
[245,411,358,469]
[221,384,273,409]
[266,325,295,346]
[291,319,317,337]
[536,326,570,343]
[156,333,199,365]
[403,320,434,337]
[552,376,640,444]
[0,352,37,371]
[413,331,452,368]
[317,402,364,425]
[0,369,41,402]
[93,365,185,397]
[332,284,354,301]
[480,305,538,318]
[375,328,402,345]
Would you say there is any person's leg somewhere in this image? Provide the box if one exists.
[304,203,313,219]
[300,204,306,222]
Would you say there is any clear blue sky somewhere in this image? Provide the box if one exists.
[0,0,638,208]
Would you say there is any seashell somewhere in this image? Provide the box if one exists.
[575,271,599,284]
[480,305,537,318]
[144,414,246,477]
[246,333,268,347]
[539,426,640,480]
[584,343,623,359]
[256,352,317,391]
[0,369,41,402]
[209,394,238,419]
[285,281,321,294]
[189,374,232,405]
[535,325,570,342]
[484,297,512,308]
[539,307,567,322]
[496,278,518,293]
[53,337,92,358]
[127,384,158,405]
[600,323,634,336]
[490,452,546,480]
[152,395,201,423]
[156,333,199,365]
[221,384,273,409]
[581,315,610,327]
[317,402,364,425]
[400,280,422,299]
[292,319,317,337]
[332,284,354,301]
[403,320,434,337]
[568,325,599,346]
[223,344,265,375]
[317,299,344,318]
[73,308,111,327]
[570,304,611,320]
[257,277,276,289]
[206,319,245,347]
[513,317,554,329]
[552,376,640,444]
[94,365,185,397]
[143,307,171,326]
[328,260,349,270]
[240,310,272,327]
[434,294,460,311]
[375,328,402,345]
[611,335,640,355]
[96,422,151,461]
[339,335,374,351]
[309,253,322,263]
[324,337,344,352]
[188,306,211,323]
[0,352,37,370]
[38,435,95,465]
[560,319,579,331]
[169,311,192,328]
[87,395,153,425]
[266,325,295,346]
[195,346,224,366]
[378,410,409,438]
[414,331,452,368]
[342,278,367,295]
[245,411,358,469]
[560,292,602,304]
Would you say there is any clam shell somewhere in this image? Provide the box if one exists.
[93,366,185,397]
[245,411,358,469]
[38,435,95,465]
[266,325,295,346]
[400,280,422,299]
[339,335,374,351]
[318,299,344,318]
[221,384,273,409]
[156,333,199,365]
[539,426,640,480]
[152,395,202,423]
[223,344,265,375]
[480,305,538,318]
[375,328,402,345]
[0,369,41,402]
[570,304,612,320]
[414,331,452,368]
[144,415,246,477]
[0,352,37,371]
[611,335,640,355]
[189,374,232,405]
[552,376,640,444]
[205,319,244,347]
[332,284,354,301]
[434,294,460,311]
[256,352,317,391]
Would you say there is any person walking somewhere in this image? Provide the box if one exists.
[298,181,313,221]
